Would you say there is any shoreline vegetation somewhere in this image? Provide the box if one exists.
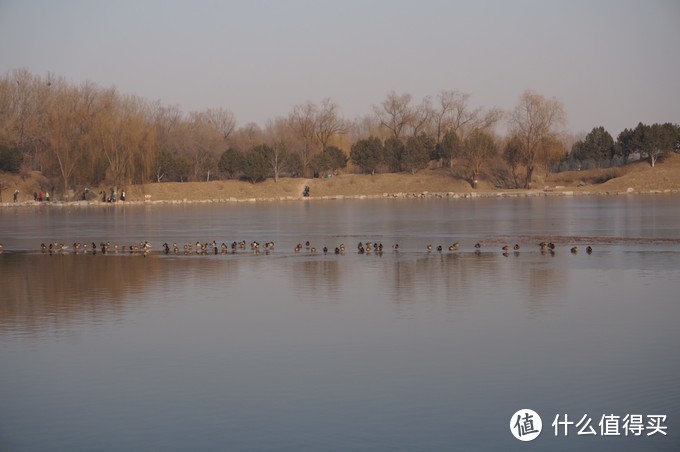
[2,153,679,207]
[2,72,679,211]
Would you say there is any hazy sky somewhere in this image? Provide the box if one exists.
[1,0,678,137]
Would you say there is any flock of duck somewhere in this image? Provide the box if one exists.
[31,240,593,256]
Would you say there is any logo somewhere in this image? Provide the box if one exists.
[510,409,543,441]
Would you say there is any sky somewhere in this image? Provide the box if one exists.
[1,0,678,137]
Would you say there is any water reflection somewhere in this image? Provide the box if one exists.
[0,248,642,336]
[0,254,244,336]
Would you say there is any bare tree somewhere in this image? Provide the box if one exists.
[540,134,567,175]
[264,117,294,182]
[346,114,382,142]
[373,91,414,140]
[204,107,237,140]
[44,79,85,198]
[461,129,497,188]
[97,93,157,188]
[1,70,54,172]
[434,90,475,144]
[411,96,433,138]
[185,111,226,181]
[503,135,525,189]
[150,102,184,182]
[433,90,502,168]
[288,102,318,175]
[434,90,456,144]
[229,122,264,153]
[314,98,346,151]
[508,90,566,188]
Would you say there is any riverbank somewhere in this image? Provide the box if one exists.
[2,153,679,207]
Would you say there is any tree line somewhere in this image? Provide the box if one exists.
[568,123,680,170]
[1,69,678,198]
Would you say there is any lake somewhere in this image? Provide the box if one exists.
[1,196,679,451]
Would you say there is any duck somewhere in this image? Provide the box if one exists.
[323,246,328,255]
[392,243,399,251]
[436,245,443,252]
[294,243,302,253]
[339,243,345,254]
[513,244,520,250]
[449,242,460,251]
[474,242,481,249]
[334,247,340,255]
[358,244,365,254]
[570,246,578,254]
[586,245,593,254]
[310,247,317,254]
[426,244,432,252]
[502,245,509,251]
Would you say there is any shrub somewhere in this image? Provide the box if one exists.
[0,143,23,173]
[241,145,270,183]
[594,168,622,184]
[218,147,243,179]
[312,146,347,174]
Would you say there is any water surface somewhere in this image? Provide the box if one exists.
[1,196,679,451]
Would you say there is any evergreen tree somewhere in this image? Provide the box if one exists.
[350,137,383,175]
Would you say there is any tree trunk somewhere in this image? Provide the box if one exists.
[525,165,534,189]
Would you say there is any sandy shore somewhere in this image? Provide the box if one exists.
[2,154,679,207]
[4,186,679,208]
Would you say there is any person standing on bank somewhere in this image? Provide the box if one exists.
[13,190,19,203]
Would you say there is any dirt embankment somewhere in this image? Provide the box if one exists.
[2,154,680,205]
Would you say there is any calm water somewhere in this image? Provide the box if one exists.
[1,196,679,451]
